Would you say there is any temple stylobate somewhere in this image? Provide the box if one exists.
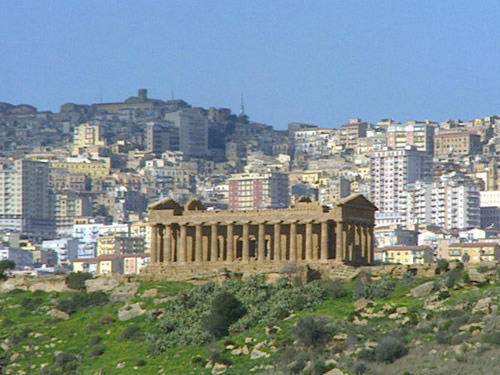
[147,194,377,268]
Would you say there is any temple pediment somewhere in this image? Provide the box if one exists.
[335,194,378,211]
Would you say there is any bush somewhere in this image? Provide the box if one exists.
[323,279,349,298]
[292,315,333,348]
[436,259,449,274]
[482,331,500,346]
[311,357,328,375]
[351,360,368,375]
[120,325,144,341]
[89,336,101,345]
[0,259,15,280]
[446,268,463,288]
[354,275,395,300]
[202,292,246,338]
[375,336,408,363]
[89,344,105,357]
[21,296,42,311]
[56,291,109,314]
[357,348,375,362]
[99,314,115,326]
[136,359,146,367]
[437,290,450,300]
[67,272,93,290]
[54,352,79,372]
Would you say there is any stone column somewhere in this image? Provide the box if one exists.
[242,222,250,262]
[320,221,328,261]
[335,221,344,261]
[195,224,202,263]
[289,221,297,261]
[179,223,187,263]
[164,224,171,263]
[362,225,368,260]
[273,222,281,261]
[150,225,158,263]
[348,223,354,262]
[368,226,374,264]
[210,223,218,262]
[258,223,265,261]
[226,222,234,263]
[305,221,313,261]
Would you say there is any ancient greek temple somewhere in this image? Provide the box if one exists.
[147,194,376,269]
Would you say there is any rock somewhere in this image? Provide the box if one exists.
[324,368,347,375]
[118,303,145,321]
[468,269,487,284]
[354,298,374,310]
[1,343,10,351]
[333,333,347,341]
[388,313,400,319]
[231,347,242,355]
[242,345,249,355]
[244,337,254,344]
[396,306,408,314]
[472,297,492,314]
[205,360,213,368]
[211,362,227,374]
[116,362,126,368]
[10,352,19,361]
[250,348,270,359]
[85,277,120,293]
[410,281,435,297]
[47,309,70,321]
[109,283,140,302]
[141,288,158,297]
[225,344,235,350]
[153,297,174,305]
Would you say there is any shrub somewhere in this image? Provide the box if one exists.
[0,259,15,280]
[89,344,105,357]
[67,272,93,290]
[191,355,207,367]
[436,259,449,274]
[351,360,368,375]
[311,357,328,375]
[354,275,395,300]
[99,314,115,326]
[323,279,348,298]
[357,349,375,362]
[40,368,58,375]
[482,331,500,346]
[54,352,79,372]
[292,315,333,348]
[446,268,463,288]
[136,359,146,367]
[56,291,108,314]
[120,325,144,341]
[375,336,408,363]
[477,265,490,274]
[437,290,450,300]
[202,292,246,338]
[21,296,42,310]
[89,336,101,345]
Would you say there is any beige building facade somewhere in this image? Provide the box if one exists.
[148,194,376,268]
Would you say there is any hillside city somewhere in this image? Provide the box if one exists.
[0,88,498,275]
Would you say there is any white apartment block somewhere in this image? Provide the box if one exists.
[406,173,481,230]
[0,159,52,235]
[370,146,432,226]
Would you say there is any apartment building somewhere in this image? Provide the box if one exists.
[386,121,436,155]
[370,146,432,226]
[434,130,481,157]
[0,159,53,235]
[228,172,289,210]
[405,173,481,230]
[447,242,500,263]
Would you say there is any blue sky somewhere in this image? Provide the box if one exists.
[1,1,500,129]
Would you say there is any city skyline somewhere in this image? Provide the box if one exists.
[3,1,500,129]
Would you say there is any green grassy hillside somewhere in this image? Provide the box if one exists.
[0,264,499,375]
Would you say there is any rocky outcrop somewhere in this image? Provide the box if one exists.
[0,276,69,294]
[410,281,435,297]
[118,303,145,321]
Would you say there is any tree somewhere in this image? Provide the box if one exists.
[292,315,333,348]
[202,292,246,338]
[0,260,15,280]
